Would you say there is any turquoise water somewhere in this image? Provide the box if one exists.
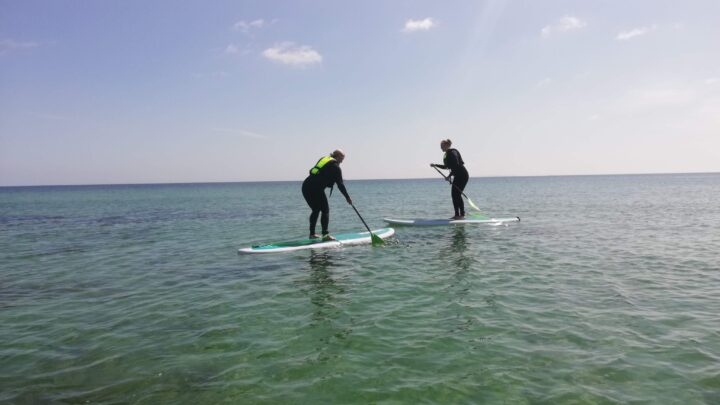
[2,174,719,403]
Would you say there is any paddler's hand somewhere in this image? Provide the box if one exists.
[430,163,436,167]
[346,196,353,205]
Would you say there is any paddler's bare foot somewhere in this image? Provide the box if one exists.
[322,234,336,241]
[309,234,321,239]
[451,215,465,220]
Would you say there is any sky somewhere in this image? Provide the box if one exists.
[1,0,719,186]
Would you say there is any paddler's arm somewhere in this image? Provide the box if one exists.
[333,165,353,205]
[337,183,351,204]
[430,163,448,169]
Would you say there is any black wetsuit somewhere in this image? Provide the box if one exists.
[435,148,469,216]
[302,158,350,236]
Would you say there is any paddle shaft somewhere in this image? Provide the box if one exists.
[351,204,373,234]
[432,165,482,212]
[432,165,471,199]
[351,204,384,244]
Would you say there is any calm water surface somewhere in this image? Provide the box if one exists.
[1,174,719,403]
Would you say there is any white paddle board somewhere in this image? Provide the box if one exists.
[383,217,520,226]
[239,227,395,254]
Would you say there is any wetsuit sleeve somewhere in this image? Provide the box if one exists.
[334,167,350,199]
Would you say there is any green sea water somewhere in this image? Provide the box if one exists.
[1,174,719,403]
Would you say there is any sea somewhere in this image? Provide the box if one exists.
[1,173,719,404]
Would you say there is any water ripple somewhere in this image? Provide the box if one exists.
[2,176,720,402]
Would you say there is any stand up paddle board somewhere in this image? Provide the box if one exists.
[239,227,395,254]
[383,216,520,226]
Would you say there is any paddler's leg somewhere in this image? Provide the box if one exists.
[302,181,322,238]
[453,173,469,218]
[319,192,332,239]
[451,185,462,218]
[309,210,321,238]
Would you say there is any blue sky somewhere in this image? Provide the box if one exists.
[1,0,719,186]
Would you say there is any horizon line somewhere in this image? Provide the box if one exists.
[1,170,718,188]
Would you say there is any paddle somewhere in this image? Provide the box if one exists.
[350,204,384,245]
[431,165,482,213]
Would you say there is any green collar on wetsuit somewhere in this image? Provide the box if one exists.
[310,156,336,175]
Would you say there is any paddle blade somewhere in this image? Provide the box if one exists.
[467,197,482,213]
[370,232,385,245]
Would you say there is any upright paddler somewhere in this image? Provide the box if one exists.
[302,149,352,241]
[430,139,470,220]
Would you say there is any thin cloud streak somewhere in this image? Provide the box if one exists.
[211,128,268,139]
[616,25,657,41]
[535,78,552,88]
[0,39,39,55]
[616,85,698,113]
[31,112,72,121]
[193,71,230,79]
[541,16,586,38]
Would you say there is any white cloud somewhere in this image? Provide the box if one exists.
[0,39,39,55]
[402,18,435,33]
[706,78,719,85]
[262,42,322,67]
[233,19,265,33]
[541,16,586,38]
[212,128,267,139]
[616,25,657,41]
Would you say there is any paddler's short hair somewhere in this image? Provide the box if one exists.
[331,149,345,159]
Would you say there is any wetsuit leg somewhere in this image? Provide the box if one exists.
[452,171,469,216]
[318,193,329,235]
[302,180,325,235]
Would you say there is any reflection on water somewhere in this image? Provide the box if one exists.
[447,227,477,333]
[302,252,352,363]
[450,226,473,274]
[451,226,467,252]
[306,251,345,322]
